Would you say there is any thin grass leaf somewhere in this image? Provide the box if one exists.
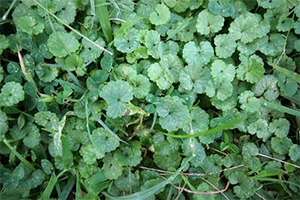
[253,178,300,188]
[149,111,157,134]
[32,0,113,55]
[44,64,84,88]
[90,0,96,16]
[103,113,128,136]
[114,17,141,38]
[261,99,300,117]
[281,94,300,106]
[61,176,76,200]
[56,79,85,94]
[17,45,36,85]
[268,62,300,83]
[166,18,193,40]
[83,181,111,200]
[96,0,113,42]
[2,0,18,20]
[102,156,194,200]
[39,170,67,200]
[76,171,82,200]
[164,116,247,138]
[252,168,284,179]
[2,138,35,170]
[89,104,128,144]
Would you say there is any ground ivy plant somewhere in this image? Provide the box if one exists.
[0,0,300,199]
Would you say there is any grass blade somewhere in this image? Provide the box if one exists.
[95,0,113,42]
[103,113,128,136]
[166,17,193,40]
[32,0,113,55]
[56,79,85,94]
[2,138,35,170]
[114,17,141,38]
[102,156,194,200]
[253,178,300,188]
[268,62,300,83]
[61,176,76,200]
[252,168,284,179]
[89,104,128,144]
[164,116,246,138]
[261,99,300,117]
[17,45,36,85]
[40,170,67,200]
[76,171,82,200]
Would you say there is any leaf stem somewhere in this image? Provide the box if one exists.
[2,0,18,20]
[2,138,36,170]
[257,153,300,169]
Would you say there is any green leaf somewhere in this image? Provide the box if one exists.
[129,75,151,99]
[80,143,105,165]
[0,35,9,55]
[22,123,41,148]
[99,80,133,118]
[164,0,190,13]
[34,111,59,132]
[289,144,300,162]
[103,153,123,180]
[148,63,171,90]
[0,110,8,139]
[114,168,140,192]
[114,28,139,53]
[247,119,271,142]
[0,81,25,107]
[271,137,293,155]
[238,91,260,113]
[41,159,53,175]
[229,12,261,43]
[259,34,285,56]
[179,65,211,94]
[18,16,44,35]
[149,4,170,25]
[47,32,80,58]
[211,59,235,82]
[182,138,206,167]
[268,118,290,138]
[242,143,259,157]
[81,37,106,62]
[156,96,189,132]
[91,128,120,153]
[114,141,142,167]
[237,55,265,83]
[214,34,237,58]
[182,41,214,66]
[196,9,224,35]
[253,75,279,102]
[182,108,209,134]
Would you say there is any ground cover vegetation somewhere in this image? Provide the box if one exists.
[0,0,300,199]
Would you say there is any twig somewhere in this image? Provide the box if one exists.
[161,175,230,195]
[255,192,266,200]
[257,153,300,169]
[199,176,229,200]
[139,164,244,176]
